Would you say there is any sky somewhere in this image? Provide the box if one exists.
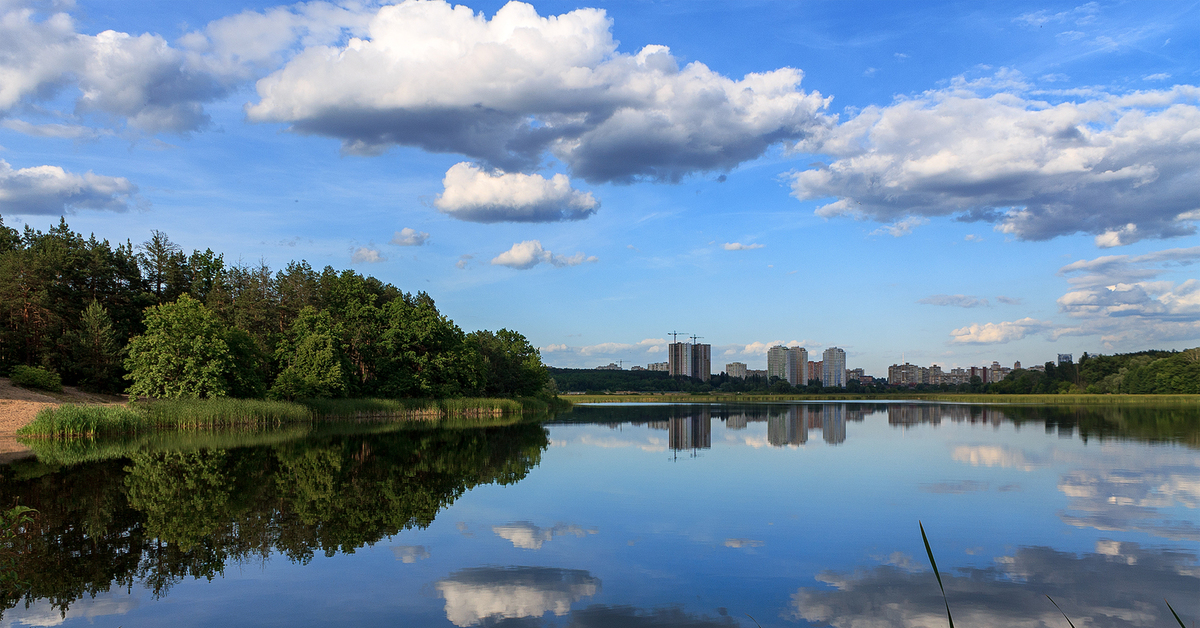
[1,0,1198,374]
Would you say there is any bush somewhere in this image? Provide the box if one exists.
[9,365,62,393]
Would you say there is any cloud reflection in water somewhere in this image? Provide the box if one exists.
[793,541,1199,628]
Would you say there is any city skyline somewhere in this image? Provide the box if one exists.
[2,0,1198,376]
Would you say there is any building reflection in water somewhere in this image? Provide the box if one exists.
[668,407,712,455]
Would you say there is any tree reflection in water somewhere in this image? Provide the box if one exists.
[0,422,549,618]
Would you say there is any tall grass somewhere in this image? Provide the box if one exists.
[17,404,142,438]
[302,397,526,419]
[136,398,312,427]
[18,395,565,440]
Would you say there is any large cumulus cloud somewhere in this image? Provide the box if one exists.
[435,566,600,627]
[792,73,1200,245]
[0,0,368,134]
[246,0,832,183]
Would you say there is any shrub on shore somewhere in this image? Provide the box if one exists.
[9,366,63,393]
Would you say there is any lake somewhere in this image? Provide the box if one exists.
[1,402,1198,628]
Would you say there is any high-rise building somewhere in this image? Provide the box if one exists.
[692,343,711,382]
[822,347,846,387]
[767,346,788,380]
[786,348,808,385]
[726,362,748,379]
[668,342,693,377]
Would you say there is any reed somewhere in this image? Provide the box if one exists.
[17,404,143,438]
[302,397,527,419]
[135,398,313,428]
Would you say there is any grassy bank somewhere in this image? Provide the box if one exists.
[18,395,566,439]
[565,392,1200,405]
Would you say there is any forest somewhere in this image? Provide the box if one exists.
[0,217,548,400]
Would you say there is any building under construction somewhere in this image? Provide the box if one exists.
[667,333,711,381]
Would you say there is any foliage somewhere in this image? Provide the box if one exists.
[468,329,549,397]
[269,307,349,400]
[8,365,62,393]
[70,301,121,392]
[124,294,264,399]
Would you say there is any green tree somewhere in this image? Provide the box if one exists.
[71,300,121,392]
[468,329,549,397]
[270,307,349,400]
[124,295,248,399]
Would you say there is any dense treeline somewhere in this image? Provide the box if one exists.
[0,217,548,399]
[905,350,1200,395]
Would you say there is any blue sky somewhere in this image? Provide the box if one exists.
[1,0,1198,374]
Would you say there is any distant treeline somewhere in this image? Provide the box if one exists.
[555,348,1200,395]
[0,217,548,400]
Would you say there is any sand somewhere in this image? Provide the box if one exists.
[0,378,127,459]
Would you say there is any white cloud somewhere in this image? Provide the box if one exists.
[723,242,764,250]
[389,227,429,246]
[918,294,989,308]
[436,567,599,627]
[350,246,385,263]
[0,159,138,214]
[996,295,1023,305]
[541,343,569,352]
[1143,73,1171,81]
[434,162,598,223]
[792,73,1200,244]
[949,317,1055,344]
[246,0,832,182]
[964,234,983,241]
[455,254,473,269]
[724,538,764,549]
[491,240,597,270]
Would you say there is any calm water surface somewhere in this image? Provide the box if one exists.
[2,402,1198,627]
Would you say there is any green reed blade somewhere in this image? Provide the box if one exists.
[1046,595,1077,628]
[745,613,763,628]
[919,521,954,628]
[1165,599,1187,628]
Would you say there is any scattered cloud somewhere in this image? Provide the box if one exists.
[0,159,139,214]
[492,522,595,550]
[724,538,764,549]
[491,240,597,270]
[1054,246,1200,346]
[1014,3,1100,28]
[792,73,1200,245]
[455,254,473,269]
[964,234,983,242]
[869,216,927,237]
[246,0,833,183]
[918,294,989,308]
[949,317,1055,344]
[389,227,429,246]
[996,295,1023,305]
[1143,73,1171,81]
[1,119,110,140]
[433,163,599,223]
[350,246,385,263]
[541,343,569,352]
[723,242,764,250]
[435,567,600,627]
